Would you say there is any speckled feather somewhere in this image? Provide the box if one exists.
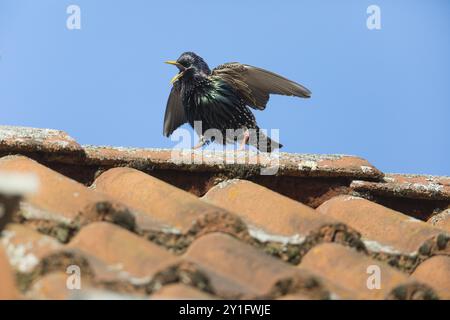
[163,52,311,152]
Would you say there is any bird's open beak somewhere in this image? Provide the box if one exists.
[169,71,185,84]
[165,60,186,84]
[164,60,184,68]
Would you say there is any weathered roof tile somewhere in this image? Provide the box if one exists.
[182,232,329,299]
[0,156,135,240]
[1,224,62,273]
[351,173,450,201]
[428,209,450,233]
[0,245,21,299]
[0,184,24,231]
[27,272,86,300]
[83,146,383,180]
[67,222,178,282]
[92,167,250,251]
[203,179,364,263]
[0,126,83,157]
[0,124,448,300]
[22,246,150,295]
[0,124,385,180]
[317,195,450,271]
[411,255,450,299]
[26,271,146,300]
[299,243,437,300]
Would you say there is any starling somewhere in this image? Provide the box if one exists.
[163,52,311,152]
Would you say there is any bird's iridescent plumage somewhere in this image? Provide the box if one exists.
[163,52,311,152]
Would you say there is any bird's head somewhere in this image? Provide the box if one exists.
[165,52,211,84]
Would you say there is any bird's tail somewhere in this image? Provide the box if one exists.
[250,128,283,153]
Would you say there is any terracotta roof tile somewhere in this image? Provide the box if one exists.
[295,268,365,300]
[84,146,383,179]
[21,246,152,296]
[0,156,99,224]
[203,179,364,263]
[428,209,450,233]
[1,224,62,273]
[299,243,437,300]
[68,222,178,281]
[411,256,450,299]
[26,271,146,300]
[150,283,218,300]
[0,125,449,300]
[351,174,450,220]
[26,272,86,300]
[0,192,22,231]
[317,195,450,271]
[92,167,250,251]
[182,232,329,299]
[0,155,135,241]
[0,126,384,190]
[0,126,83,158]
[0,245,21,299]
[19,224,211,296]
[352,174,450,201]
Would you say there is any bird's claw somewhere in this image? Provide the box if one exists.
[193,136,209,150]
[238,130,250,151]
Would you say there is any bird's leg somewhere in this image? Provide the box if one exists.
[238,130,250,151]
[193,136,208,149]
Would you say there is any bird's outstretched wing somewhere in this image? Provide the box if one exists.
[163,83,186,137]
[212,62,311,110]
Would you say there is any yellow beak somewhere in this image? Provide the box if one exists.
[170,72,184,84]
[165,60,182,67]
[165,60,186,84]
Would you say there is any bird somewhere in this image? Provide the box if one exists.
[163,52,311,152]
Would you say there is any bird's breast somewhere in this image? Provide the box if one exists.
[182,79,255,133]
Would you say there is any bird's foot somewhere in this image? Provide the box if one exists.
[238,130,250,151]
[193,136,208,150]
[193,141,205,150]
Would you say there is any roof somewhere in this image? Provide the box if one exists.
[0,125,449,300]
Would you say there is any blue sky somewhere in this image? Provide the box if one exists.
[0,0,449,175]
